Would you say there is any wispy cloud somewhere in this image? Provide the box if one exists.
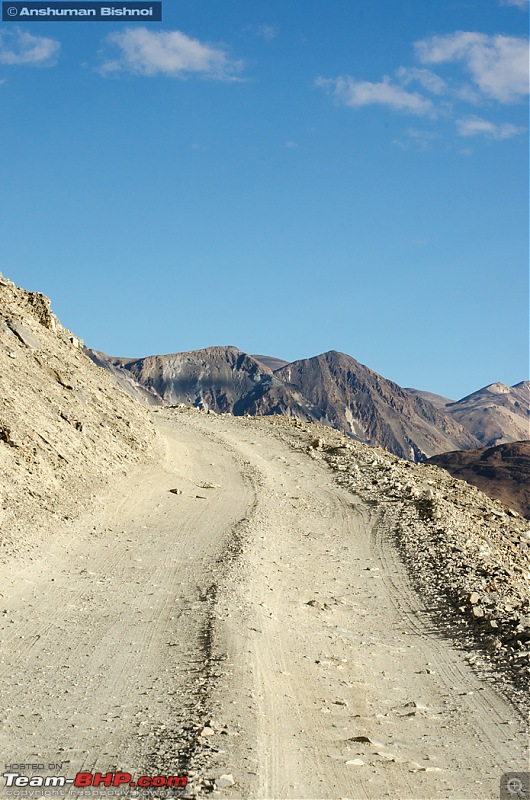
[0,28,60,67]
[316,75,435,116]
[393,127,439,151]
[256,25,278,42]
[317,29,528,151]
[499,0,528,9]
[99,27,244,79]
[395,66,448,95]
[415,32,529,103]
[456,115,527,138]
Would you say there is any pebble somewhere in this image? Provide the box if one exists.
[216,774,235,788]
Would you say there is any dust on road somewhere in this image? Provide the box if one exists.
[0,409,526,800]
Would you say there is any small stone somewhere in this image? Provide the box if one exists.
[216,774,235,788]
[350,735,384,746]
[469,592,480,604]
[346,759,364,766]
[0,427,20,448]
[200,726,215,736]
[169,488,183,495]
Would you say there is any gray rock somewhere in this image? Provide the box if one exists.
[7,318,40,350]
[216,774,235,788]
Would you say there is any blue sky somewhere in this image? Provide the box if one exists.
[0,0,528,399]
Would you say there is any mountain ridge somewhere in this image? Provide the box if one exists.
[84,344,508,462]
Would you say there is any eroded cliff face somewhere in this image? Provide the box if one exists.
[0,273,155,556]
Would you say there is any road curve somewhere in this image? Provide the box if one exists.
[0,408,526,800]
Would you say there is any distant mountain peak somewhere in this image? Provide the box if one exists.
[87,342,527,462]
[482,382,511,394]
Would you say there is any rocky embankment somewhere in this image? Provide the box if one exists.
[248,415,530,709]
[0,273,155,558]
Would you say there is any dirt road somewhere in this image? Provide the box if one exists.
[0,409,526,800]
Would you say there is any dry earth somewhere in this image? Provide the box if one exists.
[427,441,530,520]
[0,273,155,559]
[0,406,528,800]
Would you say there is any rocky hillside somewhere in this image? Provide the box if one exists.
[406,387,454,409]
[86,346,311,417]
[444,382,529,446]
[427,441,530,520]
[408,382,529,446]
[251,354,290,372]
[87,346,482,462]
[0,274,155,557]
[273,351,480,461]
[86,348,164,407]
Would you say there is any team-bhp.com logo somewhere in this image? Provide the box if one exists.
[3,771,187,790]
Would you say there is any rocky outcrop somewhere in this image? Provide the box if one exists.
[0,273,155,557]
[260,414,530,703]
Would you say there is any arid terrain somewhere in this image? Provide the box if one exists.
[1,273,529,800]
[427,440,530,520]
[84,347,483,462]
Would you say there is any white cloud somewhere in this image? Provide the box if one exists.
[100,27,244,79]
[316,75,435,116]
[456,114,527,138]
[415,32,529,103]
[396,66,448,95]
[0,28,59,67]
[499,0,528,9]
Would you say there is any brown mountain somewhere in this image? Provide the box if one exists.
[86,346,311,419]
[85,348,164,407]
[272,351,480,461]
[87,345,527,464]
[444,382,529,446]
[406,388,454,409]
[426,441,530,519]
[89,344,482,461]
